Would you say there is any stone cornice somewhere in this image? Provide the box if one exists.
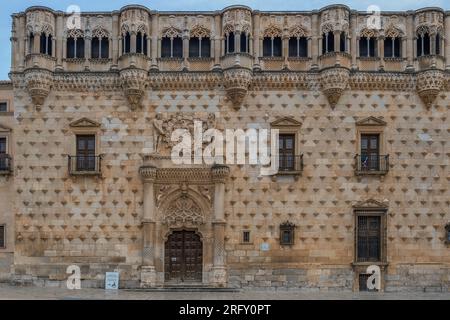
[10,69,450,110]
[10,70,449,92]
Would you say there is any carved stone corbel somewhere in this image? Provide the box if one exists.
[24,69,53,111]
[320,67,350,108]
[223,67,253,110]
[120,68,149,110]
[416,69,445,108]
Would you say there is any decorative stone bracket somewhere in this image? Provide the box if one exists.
[120,68,149,111]
[416,69,445,108]
[24,69,53,111]
[320,67,350,108]
[223,67,253,110]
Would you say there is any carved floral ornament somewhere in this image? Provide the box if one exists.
[164,195,204,226]
[360,28,379,38]
[320,8,349,33]
[263,24,282,38]
[289,26,308,38]
[92,27,109,39]
[162,26,182,39]
[67,28,84,39]
[190,25,210,38]
[222,8,252,33]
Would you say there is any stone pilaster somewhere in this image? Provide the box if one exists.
[211,164,230,287]
[139,165,157,288]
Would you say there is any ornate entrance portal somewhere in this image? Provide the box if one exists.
[165,231,203,282]
[139,161,230,288]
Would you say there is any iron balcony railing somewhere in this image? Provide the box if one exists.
[355,154,389,174]
[278,154,303,173]
[0,154,12,173]
[68,155,101,175]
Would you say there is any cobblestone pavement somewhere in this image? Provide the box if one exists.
[0,284,448,300]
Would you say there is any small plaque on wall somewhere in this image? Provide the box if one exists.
[260,243,270,251]
[105,272,119,290]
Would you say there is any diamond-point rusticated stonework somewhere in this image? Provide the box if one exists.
[2,4,450,292]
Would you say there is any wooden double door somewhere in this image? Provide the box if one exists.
[164,231,203,282]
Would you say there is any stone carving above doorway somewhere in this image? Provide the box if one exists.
[152,112,216,155]
[164,195,204,227]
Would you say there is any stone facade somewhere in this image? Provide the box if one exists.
[0,4,449,291]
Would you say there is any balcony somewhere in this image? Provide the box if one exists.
[220,53,253,70]
[319,52,352,69]
[277,154,303,175]
[0,154,12,174]
[355,154,389,175]
[68,155,102,176]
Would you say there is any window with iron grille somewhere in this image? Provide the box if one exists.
[0,225,5,248]
[357,215,381,262]
[280,222,295,245]
[242,231,250,243]
[0,102,7,112]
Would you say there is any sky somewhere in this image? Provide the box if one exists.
[1,0,449,79]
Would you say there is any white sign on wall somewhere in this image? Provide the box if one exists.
[105,272,119,290]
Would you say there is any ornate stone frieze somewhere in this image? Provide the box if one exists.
[416,69,445,108]
[24,68,53,110]
[26,8,55,35]
[120,68,149,110]
[319,67,350,107]
[222,6,252,34]
[349,72,415,91]
[52,72,122,92]
[120,7,150,34]
[155,168,213,185]
[223,67,253,109]
[149,72,221,90]
[320,6,350,34]
[414,9,444,35]
[251,72,319,90]
[163,195,204,226]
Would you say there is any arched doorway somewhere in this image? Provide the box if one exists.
[164,230,203,283]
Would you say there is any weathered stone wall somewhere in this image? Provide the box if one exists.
[9,82,450,290]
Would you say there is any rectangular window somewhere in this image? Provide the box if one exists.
[279,134,295,171]
[76,135,96,171]
[242,231,250,243]
[0,102,7,112]
[357,215,381,262]
[360,134,379,171]
[0,225,5,248]
[0,137,7,171]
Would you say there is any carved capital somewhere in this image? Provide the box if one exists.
[211,164,230,183]
[320,67,350,108]
[223,67,253,110]
[120,68,149,110]
[416,69,445,108]
[139,165,157,182]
